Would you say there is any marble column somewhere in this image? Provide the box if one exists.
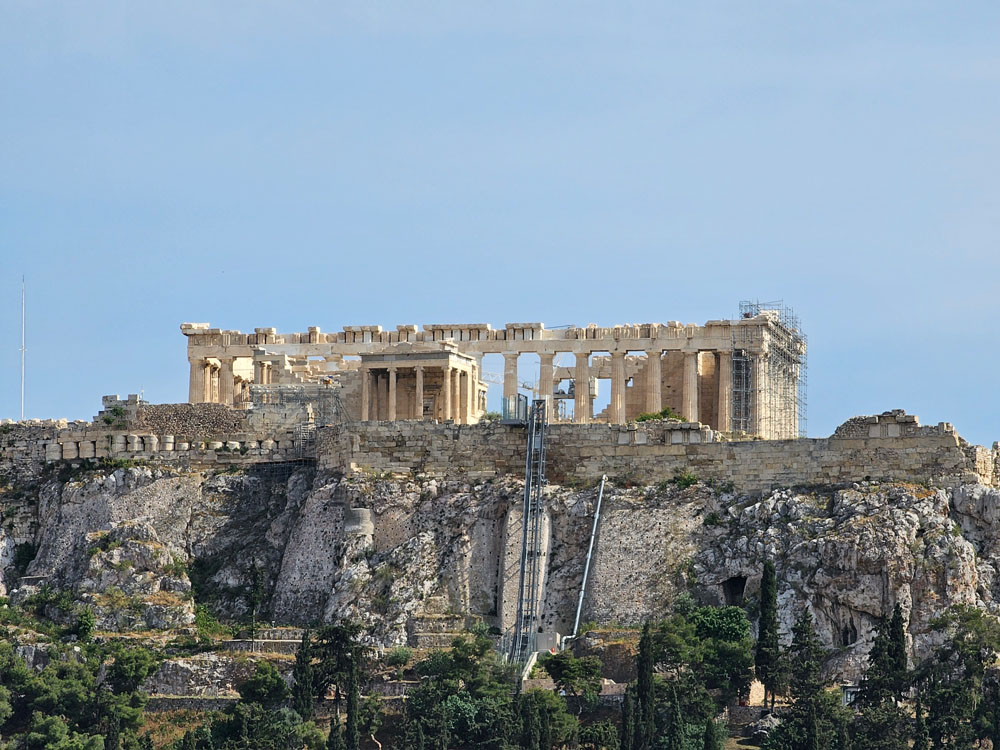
[503,352,518,415]
[452,369,461,422]
[387,367,397,421]
[459,371,469,424]
[466,368,476,421]
[443,366,452,421]
[574,352,591,423]
[210,365,220,403]
[253,360,264,385]
[610,352,626,424]
[538,353,555,406]
[414,366,424,419]
[361,369,371,421]
[682,351,699,423]
[645,350,662,414]
[219,358,235,406]
[716,352,732,432]
[189,359,207,404]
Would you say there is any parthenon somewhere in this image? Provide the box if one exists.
[181,306,807,439]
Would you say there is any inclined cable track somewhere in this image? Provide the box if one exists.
[510,399,547,663]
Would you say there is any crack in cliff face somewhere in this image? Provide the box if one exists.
[3,463,1000,681]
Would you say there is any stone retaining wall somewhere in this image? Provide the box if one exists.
[317,419,998,492]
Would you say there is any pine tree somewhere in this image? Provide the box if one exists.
[755,559,781,708]
[663,687,684,750]
[345,665,360,750]
[293,628,315,720]
[620,685,635,750]
[911,694,928,750]
[636,623,655,750]
[139,734,154,750]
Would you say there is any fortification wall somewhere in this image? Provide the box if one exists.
[317,418,997,492]
[4,403,997,493]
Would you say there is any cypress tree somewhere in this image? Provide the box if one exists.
[181,730,197,750]
[663,687,684,750]
[414,722,425,750]
[788,610,825,710]
[805,704,820,750]
[293,628,315,720]
[538,699,551,750]
[345,665,360,750]
[912,694,928,750]
[520,694,541,750]
[620,685,635,750]
[755,559,781,708]
[636,623,655,750]
[105,711,121,750]
[327,724,346,750]
[887,604,908,698]
[702,718,720,750]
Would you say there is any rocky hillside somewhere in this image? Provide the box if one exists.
[2,458,999,681]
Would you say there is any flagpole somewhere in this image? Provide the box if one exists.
[20,276,25,421]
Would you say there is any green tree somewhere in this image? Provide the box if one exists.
[755,559,781,708]
[620,685,635,750]
[326,723,345,750]
[636,623,655,750]
[293,629,315,720]
[917,605,1000,749]
[246,561,265,648]
[538,650,603,716]
[762,609,849,750]
[75,607,96,642]
[580,720,620,750]
[238,661,290,709]
[912,693,928,750]
[854,614,908,750]
[886,604,907,697]
[662,687,684,750]
[344,665,360,750]
[702,719,722,750]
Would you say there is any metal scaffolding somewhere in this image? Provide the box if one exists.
[732,300,807,439]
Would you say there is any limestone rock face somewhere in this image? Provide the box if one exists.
[4,460,1000,682]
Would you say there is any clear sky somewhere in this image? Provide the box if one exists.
[2,2,998,445]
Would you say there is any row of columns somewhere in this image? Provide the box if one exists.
[500,349,733,428]
[361,366,477,423]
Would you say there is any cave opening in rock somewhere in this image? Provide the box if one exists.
[722,576,747,606]
[841,621,858,647]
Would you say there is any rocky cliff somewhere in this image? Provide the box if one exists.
[2,451,999,680]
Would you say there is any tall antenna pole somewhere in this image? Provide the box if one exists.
[20,276,25,421]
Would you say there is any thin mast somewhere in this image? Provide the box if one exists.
[20,276,25,420]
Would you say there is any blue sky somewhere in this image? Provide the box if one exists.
[2,2,998,444]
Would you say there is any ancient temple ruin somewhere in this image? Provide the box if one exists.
[181,303,807,439]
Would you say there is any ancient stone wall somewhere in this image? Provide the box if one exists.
[316,418,997,492]
[5,406,997,493]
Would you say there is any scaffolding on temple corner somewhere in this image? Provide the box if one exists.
[732,300,808,439]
